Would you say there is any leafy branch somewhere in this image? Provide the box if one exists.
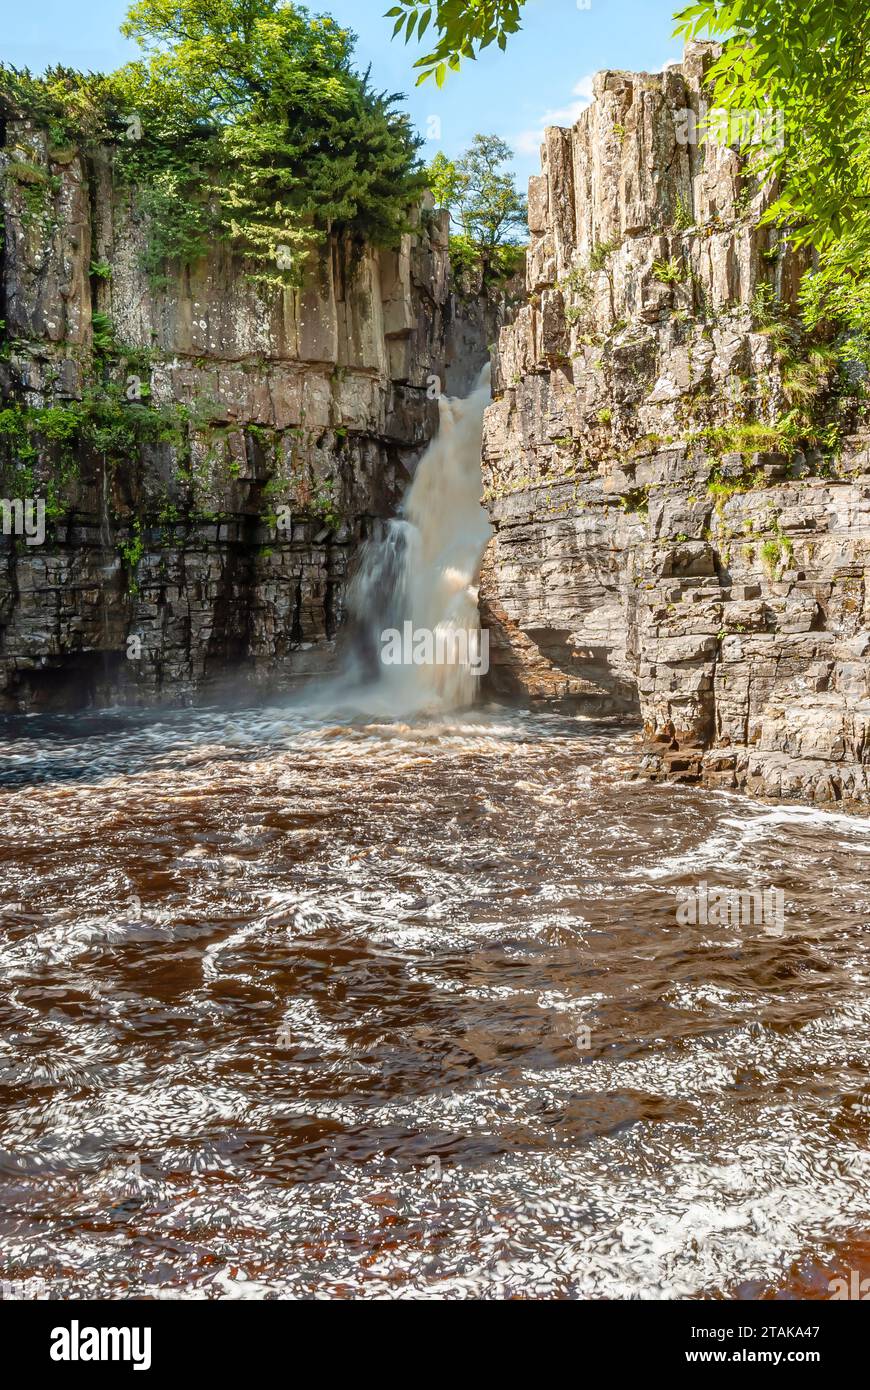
[385,0,526,86]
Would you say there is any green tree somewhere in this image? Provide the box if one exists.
[428,149,461,211]
[117,0,427,284]
[428,135,526,287]
[429,135,526,247]
[120,0,356,124]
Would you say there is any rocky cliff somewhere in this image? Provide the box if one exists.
[481,43,870,806]
[0,117,507,711]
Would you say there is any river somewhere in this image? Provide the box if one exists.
[2,703,869,1299]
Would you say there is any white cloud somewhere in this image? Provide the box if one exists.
[514,75,596,156]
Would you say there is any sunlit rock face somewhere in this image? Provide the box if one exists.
[0,122,516,713]
[481,41,870,806]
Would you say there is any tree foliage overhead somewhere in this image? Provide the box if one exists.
[1,0,427,288]
[674,1,870,348]
[385,0,527,86]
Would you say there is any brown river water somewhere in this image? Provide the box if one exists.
[1,701,869,1300]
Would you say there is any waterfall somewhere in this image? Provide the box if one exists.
[342,366,493,714]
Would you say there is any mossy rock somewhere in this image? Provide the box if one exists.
[6,159,49,186]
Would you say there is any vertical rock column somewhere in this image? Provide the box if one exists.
[480,44,870,804]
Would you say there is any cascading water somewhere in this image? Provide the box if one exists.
[342,366,493,714]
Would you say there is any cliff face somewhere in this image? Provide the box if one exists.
[0,118,502,711]
[481,44,870,806]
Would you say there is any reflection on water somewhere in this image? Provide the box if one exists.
[1,702,869,1299]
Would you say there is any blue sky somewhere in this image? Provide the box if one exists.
[2,0,685,189]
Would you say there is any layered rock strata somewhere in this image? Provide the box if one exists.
[0,120,502,710]
[481,43,870,805]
